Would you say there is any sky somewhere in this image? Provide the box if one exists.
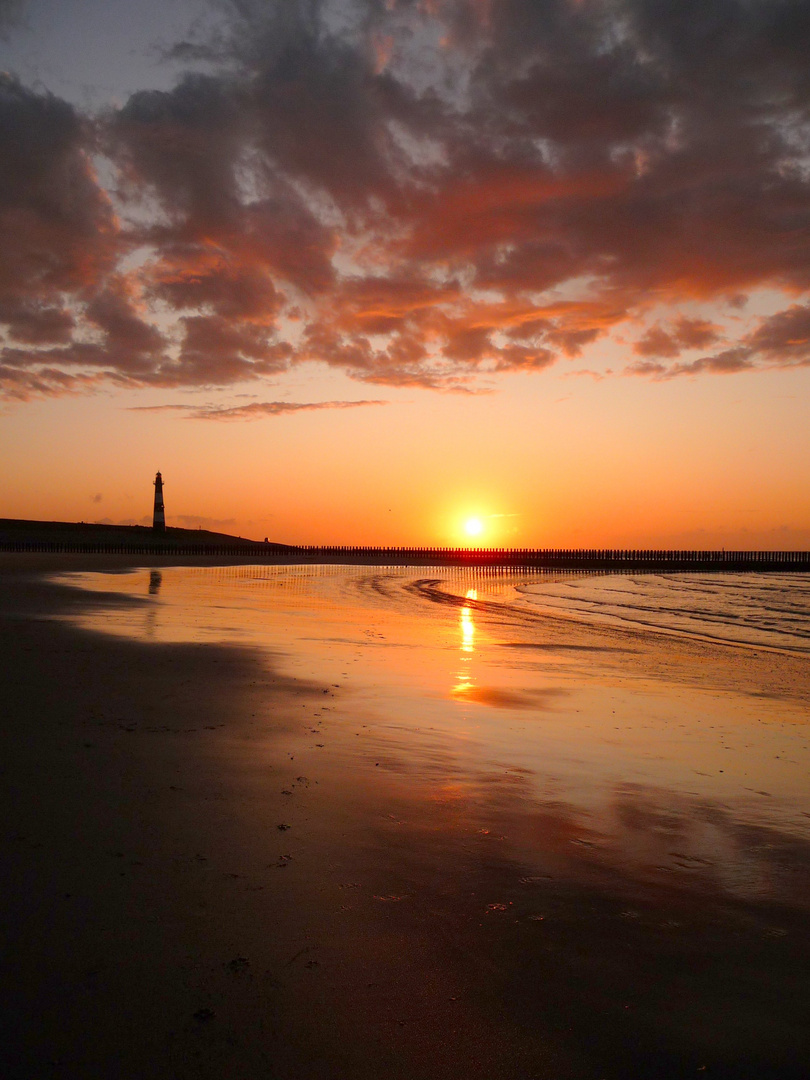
[1,0,809,547]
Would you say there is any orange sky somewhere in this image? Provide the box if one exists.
[3,357,809,548]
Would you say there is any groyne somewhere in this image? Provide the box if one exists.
[292,547,810,571]
[2,539,809,572]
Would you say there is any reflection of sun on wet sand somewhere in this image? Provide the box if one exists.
[2,557,810,1078]
[453,588,477,696]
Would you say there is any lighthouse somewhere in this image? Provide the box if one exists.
[153,471,166,532]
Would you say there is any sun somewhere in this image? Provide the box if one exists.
[464,517,484,538]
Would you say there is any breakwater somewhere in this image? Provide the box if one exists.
[294,547,810,571]
[2,538,810,572]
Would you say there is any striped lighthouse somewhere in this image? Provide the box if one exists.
[153,471,165,532]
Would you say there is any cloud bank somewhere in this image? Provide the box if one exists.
[2,0,810,400]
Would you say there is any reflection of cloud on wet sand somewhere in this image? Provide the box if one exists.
[342,755,810,1075]
[452,685,570,709]
[352,714,810,914]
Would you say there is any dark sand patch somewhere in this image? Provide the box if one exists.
[452,685,570,709]
[497,641,633,653]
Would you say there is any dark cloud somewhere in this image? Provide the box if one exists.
[624,359,668,378]
[0,363,101,401]
[85,276,166,367]
[672,317,721,350]
[746,302,810,364]
[634,317,722,358]
[0,73,117,302]
[626,304,810,377]
[673,352,760,378]
[154,314,292,387]
[148,248,282,318]
[0,297,74,345]
[2,0,810,398]
[666,350,756,378]
[626,348,754,379]
[633,326,681,359]
[110,74,245,230]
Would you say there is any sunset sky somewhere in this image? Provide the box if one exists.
[1,0,809,547]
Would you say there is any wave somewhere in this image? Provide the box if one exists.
[514,572,810,653]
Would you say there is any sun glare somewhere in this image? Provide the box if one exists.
[464,517,484,537]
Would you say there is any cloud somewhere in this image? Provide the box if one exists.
[0,74,119,356]
[2,1,810,397]
[624,359,668,378]
[130,398,388,420]
[626,348,755,379]
[668,350,756,377]
[633,317,722,359]
[746,302,810,364]
[626,304,810,377]
[0,363,104,401]
[633,326,682,360]
[174,514,238,531]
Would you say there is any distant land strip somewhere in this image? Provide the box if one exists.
[1,519,809,571]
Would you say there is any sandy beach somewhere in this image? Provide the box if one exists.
[2,557,809,1079]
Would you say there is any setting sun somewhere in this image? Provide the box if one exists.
[464,517,484,537]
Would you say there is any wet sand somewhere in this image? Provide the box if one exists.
[1,558,809,1079]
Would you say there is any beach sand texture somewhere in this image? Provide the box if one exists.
[2,558,809,1079]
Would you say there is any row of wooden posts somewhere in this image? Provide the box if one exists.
[295,547,810,563]
[3,541,810,569]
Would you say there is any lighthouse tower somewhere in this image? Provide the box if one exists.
[153,471,166,532]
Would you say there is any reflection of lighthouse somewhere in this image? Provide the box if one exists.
[153,471,165,532]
